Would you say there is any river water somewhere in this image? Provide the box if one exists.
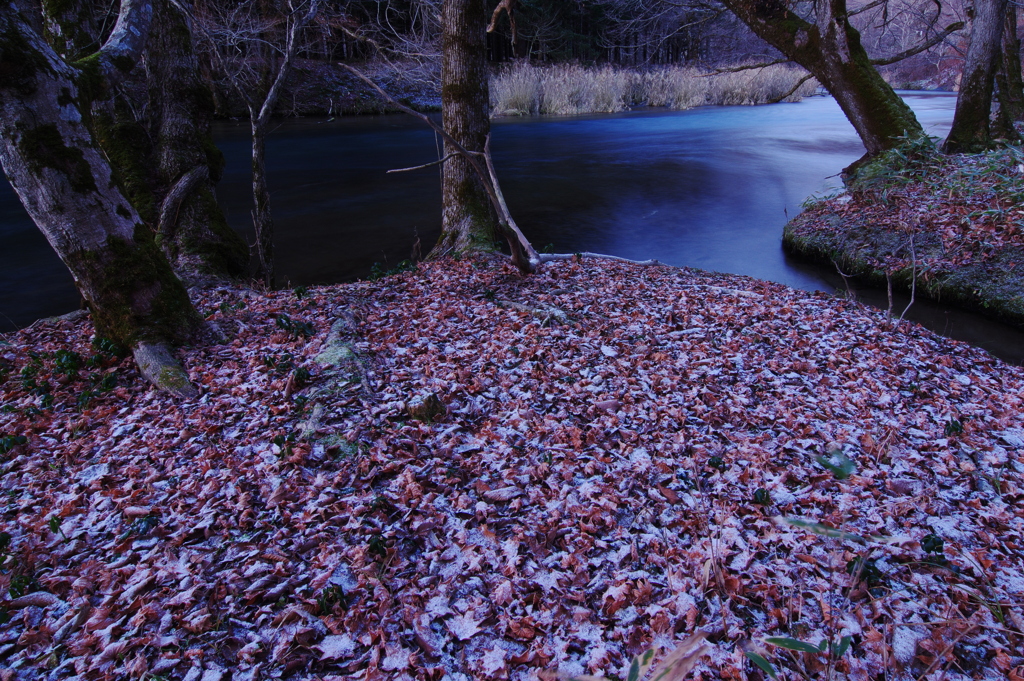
[2,92,1022,362]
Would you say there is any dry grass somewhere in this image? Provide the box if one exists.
[490,62,819,116]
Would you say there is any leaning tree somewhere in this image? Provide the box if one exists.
[0,0,205,396]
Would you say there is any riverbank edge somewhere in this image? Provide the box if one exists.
[783,201,1024,330]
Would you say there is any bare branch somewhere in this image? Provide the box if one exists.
[386,153,458,174]
[713,58,791,73]
[767,72,815,103]
[871,21,965,65]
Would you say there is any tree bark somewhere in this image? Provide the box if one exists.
[993,2,1024,136]
[0,1,203,396]
[944,0,1009,152]
[149,0,249,280]
[39,0,248,281]
[431,0,499,258]
[720,0,923,162]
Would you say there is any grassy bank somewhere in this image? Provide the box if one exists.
[490,62,819,116]
[784,139,1024,328]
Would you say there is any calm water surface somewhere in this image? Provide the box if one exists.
[2,92,1021,362]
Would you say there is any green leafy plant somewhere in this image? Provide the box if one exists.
[944,418,964,436]
[752,488,772,506]
[816,446,856,480]
[293,285,308,299]
[707,455,727,472]
[275,314,315,339]
[0,435,27,456]
[746,635,853,680]
[316,584,347,615]
[47,516,70,542]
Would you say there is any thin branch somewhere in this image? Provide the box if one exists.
[767,73,815,103]
[849,0,888,17]
[386,153,457,174]
[871,21,965,65]
[900,233,917,322]
[713,58,791,73]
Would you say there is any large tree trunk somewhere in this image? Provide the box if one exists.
[0,2,203,396]
[431,0,499,258]
[150,0,249,280]
[39,0,248,281]
[993,3,1024,136]
[945,0,1009,152]
[721,0,923,162]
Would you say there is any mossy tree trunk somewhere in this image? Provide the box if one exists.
[149,0,249,280]
[39,0,248,282]
[993,3,1024,137]
[721,0,923,162]
[944,0,1009,152]
[0,1,204,396]
[430,0,499,258]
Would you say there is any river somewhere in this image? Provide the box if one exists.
[2,92,1022,363]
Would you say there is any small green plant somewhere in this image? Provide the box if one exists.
[746,635,853,680]
[707,455,727,472]
[275,315,315,339]
[367,534,387,560]
[316,584,347,614]
[53,349,81,375]
[8,573,39,599]
[47,516,69,542]
[817,446,856,480]
[0,435,27,456]
[293,285,308,300]
[922,533,944,554]
[944,418,964,436]
[753,488,772,506]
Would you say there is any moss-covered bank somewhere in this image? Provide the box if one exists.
[784,140,1024,328]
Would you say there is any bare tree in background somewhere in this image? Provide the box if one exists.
[192,0,322,287]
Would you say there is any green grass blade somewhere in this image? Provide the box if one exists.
[744,651,778,679]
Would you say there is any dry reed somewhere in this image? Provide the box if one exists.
[490,62,820,116]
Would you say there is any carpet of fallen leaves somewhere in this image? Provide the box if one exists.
[1,256,1024,681]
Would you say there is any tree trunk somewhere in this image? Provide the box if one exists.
[721,0,923,163]
[251,119,275,286]
[149,0,249,280]
[0,2,203,396]
[39,0,248,282]
[431,0,499,258]
[993,2,1024,136]
[945,0,1009,152]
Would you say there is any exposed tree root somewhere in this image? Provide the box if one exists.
[132,341,199,398]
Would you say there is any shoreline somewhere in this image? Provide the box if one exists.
[783,142,1024,332]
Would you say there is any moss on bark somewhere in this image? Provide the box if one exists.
[66,224,204,347]
[17,122,98,194]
